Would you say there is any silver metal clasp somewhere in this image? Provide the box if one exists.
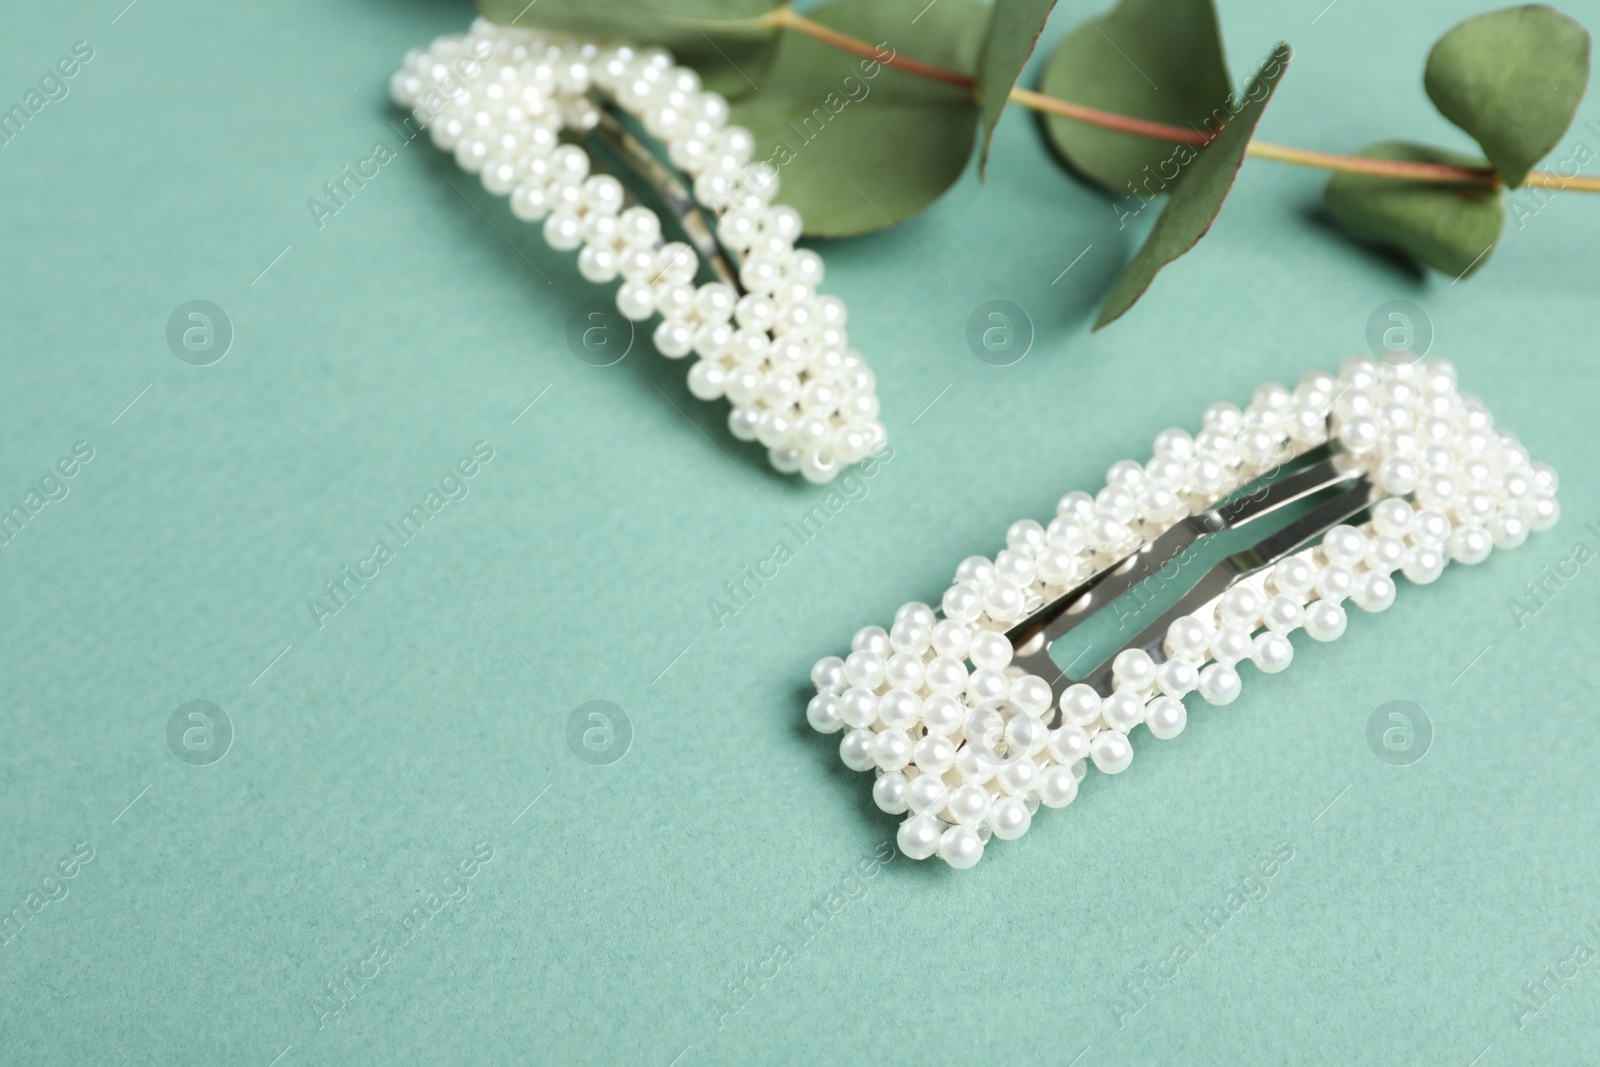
[1006,444,1376,706]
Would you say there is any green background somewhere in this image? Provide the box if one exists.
[2,0,1598,1063]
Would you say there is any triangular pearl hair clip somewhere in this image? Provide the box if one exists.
[806,357,1558,868]
[390,20,886,483]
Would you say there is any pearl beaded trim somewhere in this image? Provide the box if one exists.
[806,357,1558,869]
[390,19,887,483]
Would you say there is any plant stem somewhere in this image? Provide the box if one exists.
[768,8,973,87]
[770,6,1600,193]
[1007,86,1212,147]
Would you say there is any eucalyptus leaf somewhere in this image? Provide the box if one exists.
[727,0,986,237]
[1095,43,1291,329]
[976,0,1058,176]
[1323,141,1505,277]
[476,0,783,99]
[1424,4,1590,187]
[1039,0,1231,193]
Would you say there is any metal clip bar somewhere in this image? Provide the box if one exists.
[1007,451,1372,705]
[585,100,744,292]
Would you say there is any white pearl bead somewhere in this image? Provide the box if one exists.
[906,773,950,814]
[897,815,941,860]
[1039,764,1079,807]
[1527,494,1560,531]
[1250,632,1294,673]
[876,690,920,730]
[989,796,1032,840]
[1111,648,1156,691]
[883,652,925,692]
[1218,585,1265,630]
[851,625,889,655]
[754,409,793,449]
[921,693,963,735]
[1155,656,1199,697]
[1372,497,1415,538]
[810,656,845,692]
[1365,534,1407,573]
[843,649,885,689]
[1413,509,1453,544]
[617,204,660,246]
[805,693,842,733]
[889,619,932,656]
[837,687,876,729]
[872,772,909,814]
[1321,525,1367,567]
[925,656,968,695]
[938,826,984,869]
[1352,571,1397,612]
[994,548,1035,586]
[577,244,619,284]
[1448,524,1493,564]
[1164,617,1210,660]
[997,757,1040,797]
[1402,545,1446,584]
[968,630,1014,671]
[953,744,996,785]
[930,620,971,659]
[1059,683,1103,727]
[652,319,693,358]
[1208,627,1252,666]
[685,359,726,400]
[1198,662,1242,705]
[481,157,519,195]
[947,783,991,825]
[913,734,956,775]
[1490,513,1529,550]
[509,181,552,221]
[580,173,624,214]
[1263,594,1305,633]
[800,449,840,486]
[839,729,875,771]
[1303,600,1348,641]
[1145,695,1188,739]
[1153,427,1195,461]
[1047,724,1091,763]
[871,729,912,771]
[1090,730,1134,773]
[542,210,583,251]
[1008,675,1053,717]
[1314,564,1356,602]
[967,669,1008,705]
[1270,556,1316,598]
[615,280,654,321]
[1102,690,1145,732]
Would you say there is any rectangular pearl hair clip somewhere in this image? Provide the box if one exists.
[805,357,1559,869]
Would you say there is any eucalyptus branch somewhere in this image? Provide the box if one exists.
[771,4,1600,193]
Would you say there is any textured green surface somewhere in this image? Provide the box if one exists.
[2,1,1599,1065]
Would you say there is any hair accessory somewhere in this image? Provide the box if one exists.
[806,357,1558,868]
[390,20,885,483]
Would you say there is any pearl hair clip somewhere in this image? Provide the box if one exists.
[806,357,1559,869]
[389,20,886,483]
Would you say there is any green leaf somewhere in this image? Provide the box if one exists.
[476,0,783,99]
[1038,0,1231,193]
[727,0,986,237]
[976,0,1058,176]
[1095,43,1291,329]
[1323,141,1505,277]
[1424,4,1590,187]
